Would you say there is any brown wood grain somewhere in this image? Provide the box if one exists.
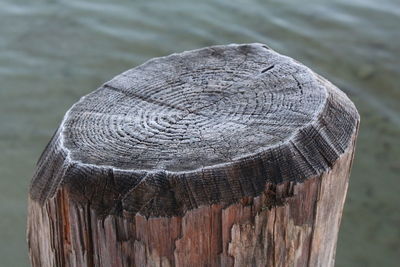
[27,43,359,266]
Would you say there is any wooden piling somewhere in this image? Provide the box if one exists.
[27,43,359,267]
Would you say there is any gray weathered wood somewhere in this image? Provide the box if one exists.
[27,43,359,267]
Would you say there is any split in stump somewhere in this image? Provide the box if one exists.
[27,43,359,267]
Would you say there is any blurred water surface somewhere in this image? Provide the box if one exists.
[0,0,399,266]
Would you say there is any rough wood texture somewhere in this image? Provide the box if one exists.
[28,43,359,267]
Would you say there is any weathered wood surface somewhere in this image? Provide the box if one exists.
[27,43,359,267]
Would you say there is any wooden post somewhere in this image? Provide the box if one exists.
[27,43,359,267]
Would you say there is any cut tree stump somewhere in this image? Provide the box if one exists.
[27,43,359,267]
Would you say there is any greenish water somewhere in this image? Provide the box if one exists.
[0,0,399,266]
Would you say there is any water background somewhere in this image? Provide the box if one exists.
[1,0,399,266]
